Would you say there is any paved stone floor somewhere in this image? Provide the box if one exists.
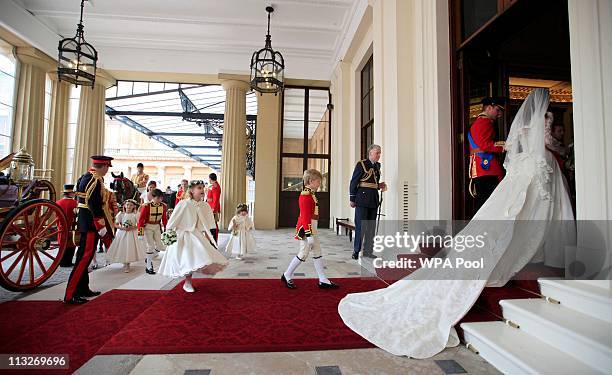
[2,228,501,375]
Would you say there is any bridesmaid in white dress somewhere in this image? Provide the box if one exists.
[106,199,146,272]
[225,203,256,260]
[157,180,228,292]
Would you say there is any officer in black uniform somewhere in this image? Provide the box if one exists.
[349,144,387,260]
[64,155,113,304]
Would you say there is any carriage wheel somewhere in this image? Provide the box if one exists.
[25,180,57,202]
[0,199,68,291]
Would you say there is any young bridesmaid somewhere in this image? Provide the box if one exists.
[158,180,228,292]
[225,203,256,260]
[106,199,146,272]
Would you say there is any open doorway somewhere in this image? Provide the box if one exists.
[450,0,574,219]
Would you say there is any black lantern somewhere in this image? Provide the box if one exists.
[250,6,285,95]
[58,0,97,88]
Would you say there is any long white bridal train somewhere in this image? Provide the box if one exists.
[338,88,575,358]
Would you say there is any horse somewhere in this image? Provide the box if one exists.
[110,172,141,208]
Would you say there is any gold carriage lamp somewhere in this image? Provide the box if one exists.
[9,148,34,200]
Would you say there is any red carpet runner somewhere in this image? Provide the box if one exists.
[0,278,385,373]
[99,277,386,354]
[0,290,165,374]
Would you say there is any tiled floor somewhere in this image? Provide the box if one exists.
[4,228,501,374]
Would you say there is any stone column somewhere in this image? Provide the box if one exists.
[369,0,451,221]
[12,47,54,167]
[184,166,193,181]
[220,79,250,228]
[46,76,71,192]
[157,165,166,188]
[72,71,115,177]
[254,92,281,229]
[568,0,612,284]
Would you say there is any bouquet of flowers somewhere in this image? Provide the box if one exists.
[121,219,134,229]
[161,228,177,246]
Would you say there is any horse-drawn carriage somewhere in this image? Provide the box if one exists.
[0,149,69,291]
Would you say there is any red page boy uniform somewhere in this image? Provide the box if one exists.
[138,198,168,274]
[281,169,339,290]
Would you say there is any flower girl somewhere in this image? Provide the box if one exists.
[106,199,146,272]
[225,203,256,260]
[158,180,228,292]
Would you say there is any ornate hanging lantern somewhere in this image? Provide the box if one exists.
[57,0,97,88]
[250,6,285,95]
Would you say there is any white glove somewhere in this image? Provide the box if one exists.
[98,227,107,238]
[306,236,315,247]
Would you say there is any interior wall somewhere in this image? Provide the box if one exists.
[330,0,453,225]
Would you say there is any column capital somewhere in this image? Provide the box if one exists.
[15,47,55,72]
[95,68,117,89]
[221,79,251,92]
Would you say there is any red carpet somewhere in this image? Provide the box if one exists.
[99,278,386,355]
[0,290,164,374]
[0,301,72,351]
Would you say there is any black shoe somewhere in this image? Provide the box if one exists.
[64,296,88,305]
[81,290,101,297]
[319,281,340,289]
[351,253,359,260]
[363,253,377,259]
[281,274,296,289]
[59,263,74,268]
[146,267,156,275]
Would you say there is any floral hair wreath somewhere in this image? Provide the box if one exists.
[189,180,206,187]
[236,203,248,212]
[123,199,139,207]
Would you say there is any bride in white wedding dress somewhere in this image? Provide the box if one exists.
[337,88,575,358]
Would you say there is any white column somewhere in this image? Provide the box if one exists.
[369,0,451,221]
[157,165,166,188]
[330,61,355,223]
[254,92,281,229]
[220,79,250,228]
[184,166,192,181]
[568,0,612,284]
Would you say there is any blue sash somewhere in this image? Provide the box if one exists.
[467,131,493,170]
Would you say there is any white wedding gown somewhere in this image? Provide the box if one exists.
[338,89,575,358]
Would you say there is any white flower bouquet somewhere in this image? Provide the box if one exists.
[121,219,134,229]
[161,228,177,246]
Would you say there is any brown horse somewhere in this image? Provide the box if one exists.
[110,172,141,208]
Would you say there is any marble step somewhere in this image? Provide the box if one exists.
[461,321,603,375]
[500,298,612,373]
[538,278,612,323]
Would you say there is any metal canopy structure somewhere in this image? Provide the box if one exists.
[105,81,257,174]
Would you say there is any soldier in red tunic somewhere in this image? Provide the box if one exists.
[64,155,113,304]
[57,184,78,267]
[138,189,168,274]
[468,97,506,212]
[207,173,221,241]
[175,179,188,205]
[281,169,339,290]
